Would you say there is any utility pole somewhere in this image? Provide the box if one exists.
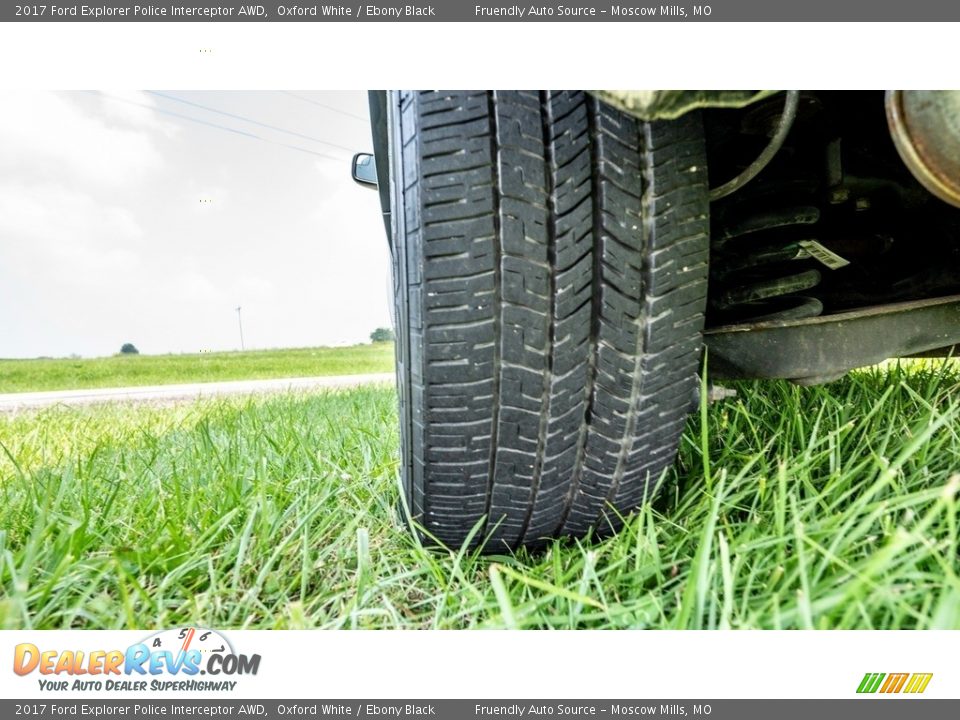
[236,306,245,351]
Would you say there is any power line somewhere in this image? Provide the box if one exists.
[281,91,369,122]
[95,92,349,163]
[148,91,360,154]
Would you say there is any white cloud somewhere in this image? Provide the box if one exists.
[314,156,355,190]
[97,90,177,135]
[184,179,231,213]
[236,274,275,298]
[0,91,165,186]
[0,182,144,270]
[169,268,224,304]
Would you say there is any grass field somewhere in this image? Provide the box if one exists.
[0,343,396,394]
[2,363,959,630]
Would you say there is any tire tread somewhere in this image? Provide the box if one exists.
[390,90,709,550]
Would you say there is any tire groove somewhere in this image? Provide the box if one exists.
[518,91,558,545]
[556,92,602,537]
[480,90,503,544]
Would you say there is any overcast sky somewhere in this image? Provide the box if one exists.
[0,90,391,359]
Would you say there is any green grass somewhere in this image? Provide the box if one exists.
[2,363,959,629]
[0,343,396,394]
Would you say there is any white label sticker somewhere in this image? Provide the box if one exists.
[796,240,850,270]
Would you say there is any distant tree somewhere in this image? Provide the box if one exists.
[119,343,140,355]
[370,327,395,343]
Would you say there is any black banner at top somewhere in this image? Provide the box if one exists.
[4,0,960,21]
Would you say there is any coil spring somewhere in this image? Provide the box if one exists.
[709,203,826,325]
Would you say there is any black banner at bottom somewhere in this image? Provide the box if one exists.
[1,700,956,720]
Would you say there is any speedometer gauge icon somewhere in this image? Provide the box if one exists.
[141,627,233,657]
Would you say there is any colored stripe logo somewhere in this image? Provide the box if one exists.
[857,672,933,694]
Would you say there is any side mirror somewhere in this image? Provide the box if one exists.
[351,152,378,188]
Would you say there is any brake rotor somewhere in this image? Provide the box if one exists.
[886,90,960,209]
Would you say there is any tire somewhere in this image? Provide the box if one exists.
[388,90,710,551]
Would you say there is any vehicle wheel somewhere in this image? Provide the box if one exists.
[388,90,709,551]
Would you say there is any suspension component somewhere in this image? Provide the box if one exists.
[709,90,800,201]
[710,202,828,324]
[886,90,960,209]
[703,90,960,343]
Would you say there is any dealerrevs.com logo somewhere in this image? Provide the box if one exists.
[13,627,261,693]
